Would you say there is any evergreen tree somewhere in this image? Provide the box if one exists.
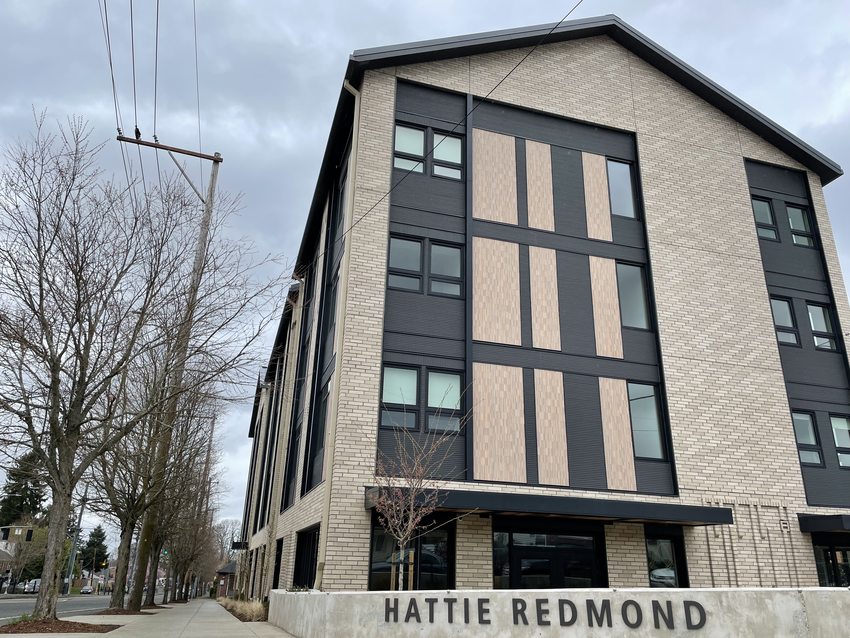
[0,451,46,526]
[79,525,109,577]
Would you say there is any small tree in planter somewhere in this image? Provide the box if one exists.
[371,384,472,592]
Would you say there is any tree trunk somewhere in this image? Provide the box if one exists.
[160,564,172,605]
[127,508,156,611]
[32,486,72,619]
[143,544,162,607]
[397,542,405,592]
[110,521,134,609]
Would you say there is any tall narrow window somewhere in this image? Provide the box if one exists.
[787,205,815,247]
[751,198,778,240]
[429,244,462,297]
[607,160,636,218]
[387,237,422,291]
[427,371,462,432]
[645,526,688,588]
[393,125,424,173]
[808,304,837,351]
[770,297,799,345]
[792,412,822,465]
[381,366,418,429]
[616,263,650,329]
[830,416,850,468]
[432,133,463,180]
[627,383,665,460]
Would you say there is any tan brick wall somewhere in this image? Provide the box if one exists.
[605,523,648,587]
[455,515,493,588]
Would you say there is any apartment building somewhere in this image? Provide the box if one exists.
[239,15,849,598]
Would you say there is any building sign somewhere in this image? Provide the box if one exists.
[383,596,706,631]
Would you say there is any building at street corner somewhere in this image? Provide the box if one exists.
[239,14,850,603]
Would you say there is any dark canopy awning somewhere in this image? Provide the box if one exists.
[798,514,850,533]
[365,487,732,526]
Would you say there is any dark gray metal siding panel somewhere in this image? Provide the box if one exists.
[472,343,660,383]
[515,137,529,228]
[786,384,850,407]
[564,373,607,490]
[635,460,675,495]
[471,100,636,161]
[383,351,465,371]
[390,212,465,240]
[391,171,466,216]
[519,245,533,348]
[473,220,647,263]
[761,244,825,281]
[779,349,849,390]
[382,333,465,360]
[799,411,850,507]
[396,80,467,125]
[384,291,465,340]
[523,368,539,485]
[557,251,596,358]
[611,217,646,249]
[745,160,808,198]
[622,329,658,365]
[551,146,587,239]
[377,429,467,481]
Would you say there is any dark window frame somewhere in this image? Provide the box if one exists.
[828,413,850,470]
[379,363,465,435]
[770,296,801,347]
[791,410,824,467]
[292,525,320,589]
[786,204,816,248]
[751,197,779,241]
[380,364,420,430]
[615,261,652,331]
[807,302,839,351]
[387,234,464,298]
[425,368,464,434]
[606,158,638,220]
[392,123,464,181]
[626,381,668,462]
[644,525,689,588]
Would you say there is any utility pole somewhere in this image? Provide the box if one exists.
[118,136,223,611]
[64,486,88,596]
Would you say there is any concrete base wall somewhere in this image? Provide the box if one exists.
[269,587,847,637]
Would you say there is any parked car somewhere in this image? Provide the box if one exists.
[80,585,93,594]
[13,581,26,593]
[24,579,40,593]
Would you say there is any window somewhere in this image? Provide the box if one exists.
[807,303,837,351]
[830,416,850,468]
[293,526,320,589]
[387,235,462,297]
[369,514,455,591]
[770,297,799,345]
[381,366,418,429]
[393,125,424,173]
[792,412,822,465]
[427,371,461,432]
[607,159,636,218]
[627,383,665,460]
[787,205,815,247]
[644,526,688,588]
[393,124,463,180]
[751,198,778,240]
[616,263,650,329]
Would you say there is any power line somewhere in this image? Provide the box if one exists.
[153,0,164,196]
[192,0,204,194]
[129,0,147,196]
[295,0,586,279]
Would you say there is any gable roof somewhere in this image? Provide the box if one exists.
[296,14,841,269]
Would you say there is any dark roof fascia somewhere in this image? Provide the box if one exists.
[364,487,733,526]
[345,14,841,185]
[798,513,850,533]
[263,290,298,384]
[247,371,264,439]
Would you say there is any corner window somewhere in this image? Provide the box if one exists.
[427,371,461,432]
[787,205,815,247]
[830,416,850,468]
[381,366,418,429]
[751,198,778,240]
[627,383,665,460]
[607,159,636,218]
[616,263,650,329]
[770,297,799,345]
[393,123,463,180]
[387,235,462,298]
[644,526,688,588]
[393,125,424,173]
[792,412,822,465]
[807,303,837,351]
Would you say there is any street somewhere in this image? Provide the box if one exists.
[0,594,111,626]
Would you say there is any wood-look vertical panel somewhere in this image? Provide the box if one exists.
[534,369,568,486]
[473,129,518,225]
[525,140,555,231]
[473,237,521,345]
[473,363,526,483]
[589,256,623,359]
[583,152,612,241]
[599,377,636,491]
[529,246,561,351]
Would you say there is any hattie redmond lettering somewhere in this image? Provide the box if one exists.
[383,597,707,631]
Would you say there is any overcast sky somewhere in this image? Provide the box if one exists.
[1,0,849,543]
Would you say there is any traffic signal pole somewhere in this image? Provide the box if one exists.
[63,486,87,595]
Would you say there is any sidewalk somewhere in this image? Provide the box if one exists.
[10,599,295,637]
